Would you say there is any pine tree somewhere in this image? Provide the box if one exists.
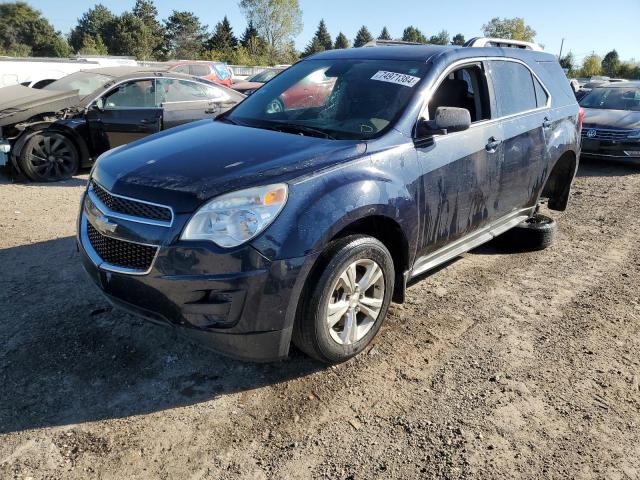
[401,26,427,44]
[353,26,373,48]
[132,0,164,58]
[315,20,332,50]
[207,15,237,51]
[378,26,391,40]
[240,20,260,47]
[334,32,350,49]
[303,19,332,57]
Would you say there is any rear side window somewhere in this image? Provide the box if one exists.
[189,64,211,77]
[488,60,538,116]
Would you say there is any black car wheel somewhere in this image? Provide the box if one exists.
[19,132,79,182]
[293,235,394,364]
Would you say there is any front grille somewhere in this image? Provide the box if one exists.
[581,126,634,141]
[87,222,158,271]
[91,181,172,223]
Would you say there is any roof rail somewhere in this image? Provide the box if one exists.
[361,39,424,48]
[463,37,544,51]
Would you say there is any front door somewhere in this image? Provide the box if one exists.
[86,78,162,156]
[414,62,503,257]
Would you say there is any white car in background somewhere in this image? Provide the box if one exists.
[0,56,138,89]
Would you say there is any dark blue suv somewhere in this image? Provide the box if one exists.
[78,41,581,364]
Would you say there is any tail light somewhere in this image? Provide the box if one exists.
[578,107,584,131]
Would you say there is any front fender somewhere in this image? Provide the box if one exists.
[11,119,91,168]
[251,150,420,262]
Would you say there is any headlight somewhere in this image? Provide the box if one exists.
[628,130,640,139]
[181,184,288,247]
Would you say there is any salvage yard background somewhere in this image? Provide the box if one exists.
[1,158,639,479]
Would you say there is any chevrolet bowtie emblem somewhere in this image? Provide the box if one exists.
[95,215,118,233]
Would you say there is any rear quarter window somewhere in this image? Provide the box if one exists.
[536,61,576,106]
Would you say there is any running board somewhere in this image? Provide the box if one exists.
[410,208,533,279]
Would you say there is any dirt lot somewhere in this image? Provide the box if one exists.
[0,158,639,479]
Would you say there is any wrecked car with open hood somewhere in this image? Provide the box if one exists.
[0,66,244,181]
[78,39,582,364]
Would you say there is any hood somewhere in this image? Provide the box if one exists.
[93,120,367,212]
[582,108,640,130]
[0,85,80,126]
[231,81,264,92]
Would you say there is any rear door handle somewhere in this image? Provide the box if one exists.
[485,137,502,153]
[542,117,552,129]
[140,118,152,124]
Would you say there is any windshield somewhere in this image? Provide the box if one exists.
[44,71,112,98]
[249,69,282,83]
[227,59,428,140]
[580,86,640,112]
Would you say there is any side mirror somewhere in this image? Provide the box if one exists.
[416,107,471,137]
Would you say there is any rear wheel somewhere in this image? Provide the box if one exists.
[293,235,394,364]
[19,132,79,182]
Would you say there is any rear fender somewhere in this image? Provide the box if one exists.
[539,113,580,211]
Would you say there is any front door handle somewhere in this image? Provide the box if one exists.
[542,117,552,129]
[485,137,502,153]
[205,107,217,114]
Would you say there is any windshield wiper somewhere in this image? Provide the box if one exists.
[268,123,336,140]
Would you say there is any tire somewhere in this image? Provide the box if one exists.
[19,132,79,182]
[497,213,557,251]
[292,235,395,364]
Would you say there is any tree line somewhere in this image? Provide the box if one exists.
[560,50,640,80]
[1,2,639,79]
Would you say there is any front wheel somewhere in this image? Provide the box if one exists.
[19,132,79,182]
[293,235,394,364]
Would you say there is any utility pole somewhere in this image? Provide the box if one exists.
[558,38,565,59]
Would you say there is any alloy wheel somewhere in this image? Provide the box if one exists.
[326,258,385,345]
[28,134,77,180]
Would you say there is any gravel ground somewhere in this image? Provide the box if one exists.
[0,158,639,479]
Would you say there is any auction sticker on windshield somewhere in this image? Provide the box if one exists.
[371,71,421,87]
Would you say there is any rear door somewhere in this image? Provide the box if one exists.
[86,78,162,156]
[157,79,238,129]
[486,60,550,213]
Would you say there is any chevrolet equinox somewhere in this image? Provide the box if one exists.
[78,40,582,364]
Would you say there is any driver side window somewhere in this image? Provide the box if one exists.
[103,79,157,109]
[428,64,491,123]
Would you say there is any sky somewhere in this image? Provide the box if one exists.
[28,0,640,62]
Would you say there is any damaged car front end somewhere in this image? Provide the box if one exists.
[0,84,80,171]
